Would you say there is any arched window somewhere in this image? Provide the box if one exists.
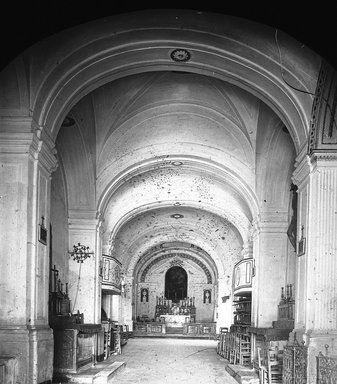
[165,266,187,302]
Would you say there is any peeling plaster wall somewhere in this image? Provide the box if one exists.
[95,72,257,196]
[111,208,243,276]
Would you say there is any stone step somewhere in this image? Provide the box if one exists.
[225,363,259,384]
[93,361,126,384]
[54,361,126,384]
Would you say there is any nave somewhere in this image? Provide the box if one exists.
[54,337,239,384]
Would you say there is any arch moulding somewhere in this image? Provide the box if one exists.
[0,10,318,153]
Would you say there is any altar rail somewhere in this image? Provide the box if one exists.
[317,352,337,383]
[133,321,216,337]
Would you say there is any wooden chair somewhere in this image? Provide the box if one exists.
[237,334,251,366]
[228,333,237,364]
[257,347,268,384]
[267,345,283,383]
[224,331,231,360]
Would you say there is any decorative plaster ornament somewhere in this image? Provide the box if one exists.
[170,48,191,62]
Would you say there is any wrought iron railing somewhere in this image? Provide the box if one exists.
[317,351,337,383]
[282,337,307,384]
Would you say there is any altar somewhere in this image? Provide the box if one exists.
[159,314,191,327]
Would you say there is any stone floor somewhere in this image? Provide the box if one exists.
[106,337,238,383]
[52,336,260,383]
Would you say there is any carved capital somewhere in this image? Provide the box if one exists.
[310,151,337,165]
[0,118,58,174]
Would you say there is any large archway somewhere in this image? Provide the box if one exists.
[1,8,332,384]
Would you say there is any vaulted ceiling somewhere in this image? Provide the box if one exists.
[54,70,296,276]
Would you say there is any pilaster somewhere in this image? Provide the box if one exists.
[0,120,57,383]
[292,150,337,383]
[307,153,337,331]
[68,210,102,324]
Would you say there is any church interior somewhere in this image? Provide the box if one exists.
[0,6,337,384]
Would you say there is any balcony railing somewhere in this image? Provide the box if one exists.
[101,254,122,293]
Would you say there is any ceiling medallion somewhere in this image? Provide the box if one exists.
[170,213,184,219]
[170,49,191,62]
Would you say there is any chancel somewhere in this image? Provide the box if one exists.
[1,7,337,384]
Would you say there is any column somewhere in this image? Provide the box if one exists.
[68,211,102,324]
[122,275,134,330]
[0,121,57,384]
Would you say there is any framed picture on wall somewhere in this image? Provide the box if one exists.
[297,225,306,256]
[297,237,306,256]
[38,216,47,245]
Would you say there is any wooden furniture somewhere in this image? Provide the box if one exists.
[102,321,120,358]
[53,324,102,376]
[184,322,216,337]
[133,321,216,337]
[119,324,129,346]
[217,328,251,366]
[238,333,251,365]
[233,297,251,325]
[257,347,268,384]
[267,345,284,383]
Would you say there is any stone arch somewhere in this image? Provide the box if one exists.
[0,10,319,152]
[98,157,257,250]
[140,252,213,284]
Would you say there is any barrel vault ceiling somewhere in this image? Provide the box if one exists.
[54,70,296,277]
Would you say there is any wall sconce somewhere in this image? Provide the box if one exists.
[69,243,94,263]
[222,295,230,303]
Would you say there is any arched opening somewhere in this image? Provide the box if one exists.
[1,8,329,383]
[165,266,188,302]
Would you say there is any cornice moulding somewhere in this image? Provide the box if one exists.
[310,151,337,165]
[0,132,34,153]
[292,153,311,187]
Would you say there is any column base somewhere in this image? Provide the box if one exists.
[0,325,53,384]
[291,328,337,384]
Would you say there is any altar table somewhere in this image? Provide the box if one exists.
[159,314,191,327]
